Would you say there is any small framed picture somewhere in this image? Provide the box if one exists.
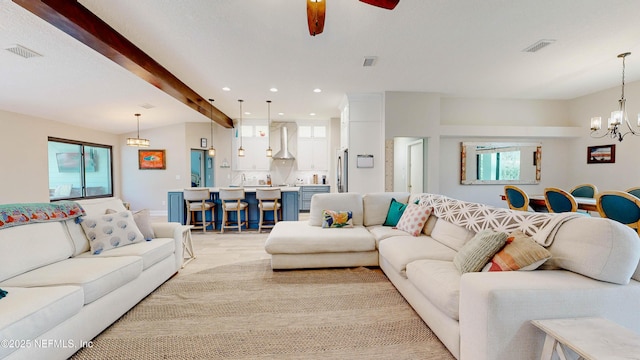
[587,144,615,164]
[200,138,207,148]
[139,149,166,170]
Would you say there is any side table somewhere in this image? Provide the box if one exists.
[181,225,195,268]
[531,317,640,360]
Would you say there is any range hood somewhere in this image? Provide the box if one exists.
[272,125,295,160]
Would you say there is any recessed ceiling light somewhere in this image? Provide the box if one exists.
[222,87,231,91]
[309,113,316,116]
[278,112,285,116]
[313,88,322,93]
[270,88,278,92]
[244,112,251,115]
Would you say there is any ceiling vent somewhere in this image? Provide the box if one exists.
[5,44,42,59]
[363,56,378,67]
[139,103,156,109]
[522,39,556,53]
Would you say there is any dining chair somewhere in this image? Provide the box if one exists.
[544,187,578,213]
[596,190,640,235]
[570,183,598,198]
[626,186,640,199]
[183,188,214,232]
[504,185,530,211]
[256,188,282,233]
[219,188,248,233]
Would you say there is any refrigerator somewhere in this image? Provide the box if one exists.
[337,148,348,193]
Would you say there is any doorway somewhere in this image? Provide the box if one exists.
[190,149,215,187]
[407,139,424,194]
[392,137,427,193]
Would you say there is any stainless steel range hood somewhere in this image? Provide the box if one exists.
[272,125,295,160]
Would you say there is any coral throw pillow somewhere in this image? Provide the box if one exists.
[485,230,551,271]
[396,204,432,236]
[322,210,354,228]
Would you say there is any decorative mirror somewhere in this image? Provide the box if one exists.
[460,142,541,185]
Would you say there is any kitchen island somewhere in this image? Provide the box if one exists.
[167,187,300,230]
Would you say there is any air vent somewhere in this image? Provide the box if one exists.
[139,103,156,109]
[363,56,378,67]
[5,44,42,59]
[522,39,556,53]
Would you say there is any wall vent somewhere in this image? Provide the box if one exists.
[522,39,556,53]
[363,56,378,67]
[5,44,42,59]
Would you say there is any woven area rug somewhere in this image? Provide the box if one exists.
[72,260,454,359]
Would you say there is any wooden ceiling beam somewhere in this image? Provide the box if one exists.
[12,0,233,128]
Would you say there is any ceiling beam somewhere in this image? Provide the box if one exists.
[12,0,233,128]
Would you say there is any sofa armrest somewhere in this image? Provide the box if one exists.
[151,222,184,270]
[151,222,181,238]
[459,270,640,360]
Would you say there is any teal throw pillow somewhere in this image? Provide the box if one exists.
[383,198,407,226]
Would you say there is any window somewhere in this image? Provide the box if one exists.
[48,137,113,200]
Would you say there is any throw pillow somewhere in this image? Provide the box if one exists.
[485,230,551,271]
[396,204,432,236]
[80,211,145,255]
[0,288,7,300]
[453,230,508,273]
[322,210,354,228]
[383,198,408,226]
[106,208,155,240]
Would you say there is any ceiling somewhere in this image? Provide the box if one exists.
[2,0,640,134]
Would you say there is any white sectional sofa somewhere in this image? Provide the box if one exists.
[265,192,640,360]
[0,198,184,360]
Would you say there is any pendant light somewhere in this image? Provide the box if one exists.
[266,100,273,157]
[126,113,150,147]
[237,99,245,157]
[207,98,216,157]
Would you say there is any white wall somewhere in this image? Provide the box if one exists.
[0,110,121,203]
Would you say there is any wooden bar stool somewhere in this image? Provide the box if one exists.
[183,188,214,232]
[219,188,248,233]
[256,188,282,233]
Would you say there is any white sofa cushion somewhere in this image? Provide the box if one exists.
[430,219,476,251]
[76,237,175,270]
[0,256,142,304]
[406,259,461,320]
[309,193,364,226]
[378,235,457,276]
[0,222,73,282]
[367,225,411,246]
[362,192,410,226]
[547,217,640,285]
[0,286,84,359]
[265,221,375,254]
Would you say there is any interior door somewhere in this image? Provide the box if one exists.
[407,140,424,194]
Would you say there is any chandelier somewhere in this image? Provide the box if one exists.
[126,113,150,147]
[590,52,640,142]
[207,98,216,157]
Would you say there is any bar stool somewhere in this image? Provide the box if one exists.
[183,188,214,232]
[219,188,248,233]
[256,188,282,233]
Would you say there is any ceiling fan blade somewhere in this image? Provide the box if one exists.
[307,0,326,36]
[359,0,399,10]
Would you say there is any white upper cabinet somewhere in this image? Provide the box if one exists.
[232,119,270,170]
[296,121,328,171]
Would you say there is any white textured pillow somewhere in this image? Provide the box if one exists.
[453,230,508,273]
[80,211,145,255]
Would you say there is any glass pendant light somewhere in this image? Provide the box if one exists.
[237,99,245,157]
[266,100,273,157]
[126,113,150,147]
[207,98,216,157]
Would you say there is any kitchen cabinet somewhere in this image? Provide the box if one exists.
[299,185,330,211]
[232,119,270,170]
[296,121,328,171]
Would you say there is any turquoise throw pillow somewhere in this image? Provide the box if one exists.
[0,288,7,300]
[383,198,407,226]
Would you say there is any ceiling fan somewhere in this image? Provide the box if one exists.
[307,0,400,36]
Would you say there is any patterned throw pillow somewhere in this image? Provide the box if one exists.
[106,208,155,240]
[453,230,508,273]
[80,211,145,255]
[322,210,354,228]
[485,230,551,271]
[396,204,432,236]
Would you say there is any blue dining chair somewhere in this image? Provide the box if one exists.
[626,186,640,199]
[596,191,640,235]
[504,185,530,211]
[544,187,578,213]
[570,183,598,198]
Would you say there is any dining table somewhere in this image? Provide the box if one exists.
[527,195,597,212]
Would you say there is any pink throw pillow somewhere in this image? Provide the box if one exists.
[396,204,432,236]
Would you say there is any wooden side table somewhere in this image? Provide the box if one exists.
[531,317,640,360]
[181,225,195,268]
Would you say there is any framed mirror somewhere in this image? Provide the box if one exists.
[461,142,541,185]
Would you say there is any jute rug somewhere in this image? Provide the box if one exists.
[72,259,454,359]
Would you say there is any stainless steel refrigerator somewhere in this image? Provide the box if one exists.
[337,148,348,193]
